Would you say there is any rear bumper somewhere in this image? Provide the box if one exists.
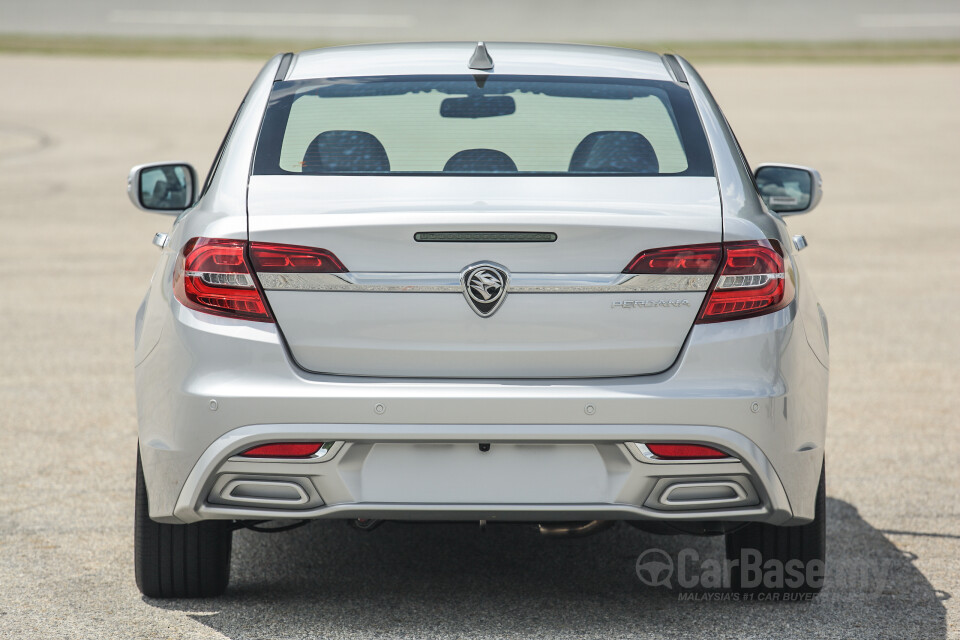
[171,423,794,525]
[136,289,828,526]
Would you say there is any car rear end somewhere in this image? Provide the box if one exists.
[134,43,828,596]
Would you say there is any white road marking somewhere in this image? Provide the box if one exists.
[858,12,960,28]
[107,10,416,29]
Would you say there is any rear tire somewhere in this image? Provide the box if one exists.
[725,462,826,596]
[135,450,233,598]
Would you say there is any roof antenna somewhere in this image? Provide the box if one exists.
[469,41,494,71]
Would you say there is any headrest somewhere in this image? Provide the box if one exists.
[301,130,390,174]
[443,148,518,173]
[569,131,659,174]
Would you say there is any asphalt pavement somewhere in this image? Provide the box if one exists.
[0,53,957,639]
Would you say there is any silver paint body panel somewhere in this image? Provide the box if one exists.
[285,42,675,83]
[248,176,722,377]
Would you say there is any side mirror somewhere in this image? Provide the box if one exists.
[754,163,822,215]
[127,162,197,214]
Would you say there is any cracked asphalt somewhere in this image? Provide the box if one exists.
[0,55,957,639]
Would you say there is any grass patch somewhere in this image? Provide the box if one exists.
[1,34,959,63]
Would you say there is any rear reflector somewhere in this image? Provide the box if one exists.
[173,238,272,322]
[697,239,793,323]
[644,443,732,460]
[239,442,326,458]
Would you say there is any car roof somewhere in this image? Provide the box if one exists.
[286,42,674,82]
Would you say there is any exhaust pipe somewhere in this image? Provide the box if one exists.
[349,518,383,531]
[537,520,613,538]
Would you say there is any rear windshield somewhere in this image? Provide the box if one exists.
[253,75,713,177]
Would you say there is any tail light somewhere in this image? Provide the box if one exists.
[623,244,722,275]
[624,239,793,323]
[173,238,347,322]
[249,243,346,273]
[173,238,272,322]
[697,240,793,323]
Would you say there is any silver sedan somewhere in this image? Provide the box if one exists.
[128,41,828,598]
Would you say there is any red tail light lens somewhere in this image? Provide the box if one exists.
[624,244,722,275]
[644,443,732,459]
[249,243,346,273]
[173,238,272,322]
[239,442,326,458]
[697,240,793,323]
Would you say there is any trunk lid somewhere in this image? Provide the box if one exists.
[248,176,720,378]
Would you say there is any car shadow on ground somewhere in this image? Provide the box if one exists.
[146,498,947,639]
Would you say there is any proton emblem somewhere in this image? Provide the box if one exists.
[461,262,509,317]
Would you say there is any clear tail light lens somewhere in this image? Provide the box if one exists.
[173,238,272,322]
[697,239,793,323]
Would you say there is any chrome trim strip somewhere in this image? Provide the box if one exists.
[257,272,713,294]
[659,481,748,507]
[258,272,461,292]
[509,273,712,293]
[221,480,309,506]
